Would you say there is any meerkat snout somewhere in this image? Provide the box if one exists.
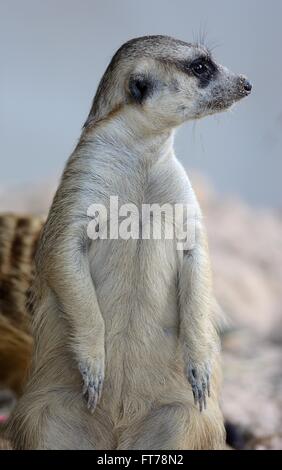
[235,75,253,96]
[242,78,252,93]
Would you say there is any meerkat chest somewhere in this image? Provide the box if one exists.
[87,155,197,246]
[88,156,198,304]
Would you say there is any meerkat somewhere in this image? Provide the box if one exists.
[0,214,43,394]
[7,35,252,450]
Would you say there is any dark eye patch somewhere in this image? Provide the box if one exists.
[189,56,218,87]
[159,54,218,88]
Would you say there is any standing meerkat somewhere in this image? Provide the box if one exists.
[8,35,252,450]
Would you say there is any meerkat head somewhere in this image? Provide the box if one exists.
[85,35,252,131]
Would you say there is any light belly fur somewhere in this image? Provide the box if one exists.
[89,236,185,420]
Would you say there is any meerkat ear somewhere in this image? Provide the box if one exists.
[128,74,155,104]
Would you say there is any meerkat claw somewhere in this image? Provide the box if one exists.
[79,359,104,413]
[187,364,210,412]
[202,382,207,409]
[207,374,211,398]
[192,387,198,406]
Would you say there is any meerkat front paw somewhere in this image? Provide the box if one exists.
[78,356,104,413]
[186,361,211,412]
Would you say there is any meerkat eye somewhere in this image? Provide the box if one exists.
[191,60,209,77]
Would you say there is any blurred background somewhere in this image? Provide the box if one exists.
[0,0,282,449]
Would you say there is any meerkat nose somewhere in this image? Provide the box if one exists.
[243,80,252,93]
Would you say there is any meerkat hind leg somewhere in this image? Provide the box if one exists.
[39,398,116,450]
[10,385,115,449]
[117,403,188,450]
[40,414,94,450]
[117,402,225,450]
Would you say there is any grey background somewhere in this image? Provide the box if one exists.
[1,0,282,207]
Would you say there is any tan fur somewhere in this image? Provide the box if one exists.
[0,437,12,450]
[0,214,43,394]
[7,36,251,449]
